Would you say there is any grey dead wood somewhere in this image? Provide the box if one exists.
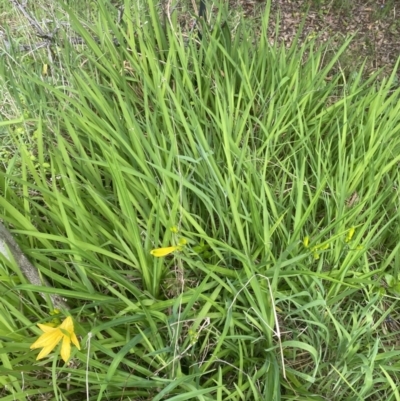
[0,222,69,309]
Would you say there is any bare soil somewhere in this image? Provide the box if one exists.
[236,0,400,77]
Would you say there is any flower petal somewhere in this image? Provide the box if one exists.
[150,246,180,257]
[36,342,59,360]
[59,316,74,333]
[37,324,58,333]
[33,330,64,360]
[30,329,63,350]
[60,335,71,362]
[70,332,81,350]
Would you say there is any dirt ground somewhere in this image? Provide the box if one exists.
[235,0,400,77]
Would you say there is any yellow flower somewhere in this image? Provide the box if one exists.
[150,246,181,257]
[178,237,187,246]
[345,227,355,243]
[30,316,80,363]
[303,236,309,248]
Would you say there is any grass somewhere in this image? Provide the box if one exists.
[1,0,400,400]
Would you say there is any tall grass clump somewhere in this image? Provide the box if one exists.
[1,0,400,399]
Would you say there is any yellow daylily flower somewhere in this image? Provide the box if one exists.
[150,246,180,257]
[30,316,80,363]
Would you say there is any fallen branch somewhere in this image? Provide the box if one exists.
[0,222,68,309]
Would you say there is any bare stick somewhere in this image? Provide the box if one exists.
[10,0,49,38]
[0,222,68,309]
